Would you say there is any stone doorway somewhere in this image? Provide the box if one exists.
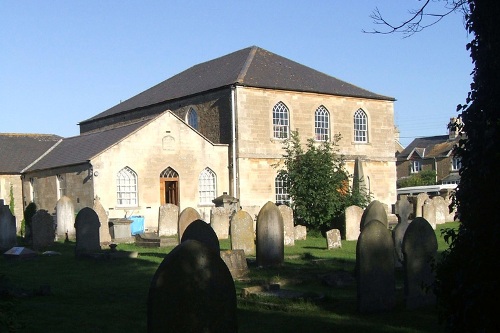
[160,167,179,206]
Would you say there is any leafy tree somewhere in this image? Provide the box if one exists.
[368,2,499,332]
[397,170,437,188]
[276,130,370,232]
[8,183,14,216]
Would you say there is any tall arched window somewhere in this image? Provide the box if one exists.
[315,105,330,141]
[273,102,289,139]
[198,167,216,204]
[354,109,368,143]
[275,174,290,205]
[116,166,138,206]
[187,107,199,130]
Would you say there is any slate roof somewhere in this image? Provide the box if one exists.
[0,134,62,173]
[398,135,458,160]
[24,120,149,172]
[81,46,395,124]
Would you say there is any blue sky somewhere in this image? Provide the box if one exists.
[0,1,472,147]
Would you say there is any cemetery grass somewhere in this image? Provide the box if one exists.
[0,223,458,333]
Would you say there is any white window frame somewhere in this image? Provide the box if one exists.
[198,167,216,205]
[353,109,368,143]
[451,157,462,171]
[273,102,289,139]
[410,160,422,174]
[314,105,330,141]
[275,174,290,205]
[116,166,138,207]
[56,174,66,200]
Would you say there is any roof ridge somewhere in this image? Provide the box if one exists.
[236,46,258,83]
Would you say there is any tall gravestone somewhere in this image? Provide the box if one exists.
[32,209,55,251]
[393,196,413,267]
[56,195,76,239]
[230,210,255,256]
[278,205,294,246]
[93,198,112,245]
[158,203,179,237]
[74,207,101,256]
[0,200,17,251]
[413,193,429,218]
[360,200,388,231]
[345,205,363,241]
[432,196,448,225]
[402,217,438,309]
[147,240,237,333]
[356,220,396,313]
[256,201,284,267]
[178,207,201,242]
[181,219,220,252]
[422,199,437,229]
[210,207,230,240]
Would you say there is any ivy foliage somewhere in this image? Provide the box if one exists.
[276,131,370,232]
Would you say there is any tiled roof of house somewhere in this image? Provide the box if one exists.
[398,135,458,160]
[0,133,62,173]
[24,120,149,172]
[80,46,394,124]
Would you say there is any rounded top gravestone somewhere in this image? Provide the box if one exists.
[360,200,388,230]
[256,201,284,267]
[181,219,220,252]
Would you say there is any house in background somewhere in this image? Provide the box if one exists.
[7,46,397,234]
[0,133,62,231]
[396,117,462,185]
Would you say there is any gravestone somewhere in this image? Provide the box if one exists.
[432,196,448,225]
[56,196,76,239]
[181,219,220,252]
[360,200,388,231]
[326,229,342,249]
[0,200,17,251]
[278,205,295,246]
[147,240,237,333]
[393,196,413,267]
[178,207,201,242]
[294,225,307,240]
[356,220,396,313]
[413,193,429,218]
[210,206,230,240]
[158,203,179,237]
[32,209,55,251]
[402,217,438,309]
[230,210,255,256]
[345,205,363,241]
[74,207,101,256]
[422,199,437,229]
[220,249,249,279]
[93,197,112,245]
[256,201,284,267]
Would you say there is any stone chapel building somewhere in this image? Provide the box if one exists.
[6,46,397,232]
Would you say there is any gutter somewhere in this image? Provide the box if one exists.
[231,86,238,198]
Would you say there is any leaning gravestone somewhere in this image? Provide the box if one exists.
[278,205,294,246]
[393,196,413,267]
[345,205,363,241]
[326,229,342,249]
[210,207,230,240]
[360,200,388,231]
[256,201,284,267]
[230,210,255,256]
[74,207,101,256]
[422,199,437,229]
[32,209,55,251]
[402,217,438,309]
[356,220,396,313]
[158,203,179,237]
[0,200,17,251]
[181,219,220,252]
[56,195,76,239]
[93,198,112,245]
[147,239,237,333]
[178,207,201,242]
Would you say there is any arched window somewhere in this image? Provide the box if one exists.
[273,102,289,139]
[116,166,138,206]
[275,174,290,205]
[198,167,216,204]
[315,105,330,141]
[187,107,199,130]
[353,109,368,143]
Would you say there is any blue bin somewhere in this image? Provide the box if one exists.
[129,215,145,235]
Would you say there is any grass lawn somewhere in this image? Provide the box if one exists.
[0,222,458,333]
